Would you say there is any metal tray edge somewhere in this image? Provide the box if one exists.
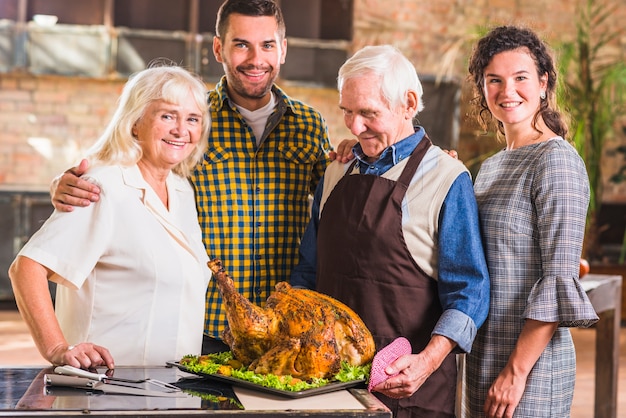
[166,361,366,399]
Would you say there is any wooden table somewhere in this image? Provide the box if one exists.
[581,274,623,418]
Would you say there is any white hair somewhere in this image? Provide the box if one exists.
[338,45,424,115]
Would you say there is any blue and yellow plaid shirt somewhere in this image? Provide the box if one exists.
[191,76,332,339]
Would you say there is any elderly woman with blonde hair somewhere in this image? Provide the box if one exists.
[9,64,212,370]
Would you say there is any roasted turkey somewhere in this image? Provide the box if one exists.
[208,258,375,380]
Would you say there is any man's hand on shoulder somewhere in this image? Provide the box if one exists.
[329,138,358,163]
[442,149,459,160]
[50,159,101,212]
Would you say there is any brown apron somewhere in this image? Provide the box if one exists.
[316,137,456,418]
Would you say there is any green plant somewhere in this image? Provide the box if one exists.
[558,0,626,262]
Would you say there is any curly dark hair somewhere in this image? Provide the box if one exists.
[467,25,567,140]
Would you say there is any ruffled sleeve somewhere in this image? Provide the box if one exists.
[522,140,599,328]
[524,274,598,327]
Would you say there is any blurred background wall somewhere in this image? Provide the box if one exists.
[0,0,625,300]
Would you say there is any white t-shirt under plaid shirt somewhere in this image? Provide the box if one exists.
[192,76,332,339]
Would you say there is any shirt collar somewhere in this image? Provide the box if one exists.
[212,76,296,117]
[120,165,187,194]
[352,126,426,174]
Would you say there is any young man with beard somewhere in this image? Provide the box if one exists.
[50,0,334,354]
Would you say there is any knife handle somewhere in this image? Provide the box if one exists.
[54,365,104,381]
[44,374,97,389]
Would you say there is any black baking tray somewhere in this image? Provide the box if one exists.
[167,361,366,399]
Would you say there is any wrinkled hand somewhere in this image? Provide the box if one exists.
[51,159,101,212]
[329,139,358,163]
[483,370,526,418]
[371,353,435,399]
[50,342,115,370]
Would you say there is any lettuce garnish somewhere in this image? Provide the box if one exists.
[179,353,370,392]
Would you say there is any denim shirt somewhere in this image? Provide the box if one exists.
[291,128,490,352]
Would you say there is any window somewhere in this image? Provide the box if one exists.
[0,0,353,86]
[28,0,106,25]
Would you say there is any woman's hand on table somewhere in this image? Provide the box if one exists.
[53,342,115,370]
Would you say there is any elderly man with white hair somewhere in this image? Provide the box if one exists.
[291,45,490,418]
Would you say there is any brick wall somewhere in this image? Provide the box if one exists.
[0,74,123,188]
[0,74,347,189]
[0,0,625,201]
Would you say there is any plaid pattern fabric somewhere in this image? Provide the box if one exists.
[464,139,598,417]
[191,77,332,339]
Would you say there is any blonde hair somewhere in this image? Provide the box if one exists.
[86,64,210,177]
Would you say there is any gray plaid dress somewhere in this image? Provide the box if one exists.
[464,138,598,417]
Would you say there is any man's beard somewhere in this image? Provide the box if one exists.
[224,63,278,100]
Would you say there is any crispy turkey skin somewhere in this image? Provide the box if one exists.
[208,258,375,379]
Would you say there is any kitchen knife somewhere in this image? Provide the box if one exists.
[55,365,147,383]
[44,374,186,397]
[53,365,181,391]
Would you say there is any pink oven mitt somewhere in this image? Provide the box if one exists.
[367,336,412,392]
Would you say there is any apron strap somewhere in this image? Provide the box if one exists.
[342,135,432,184]
[397,135,432,187]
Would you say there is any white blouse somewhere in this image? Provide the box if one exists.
[19,165,211,365]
